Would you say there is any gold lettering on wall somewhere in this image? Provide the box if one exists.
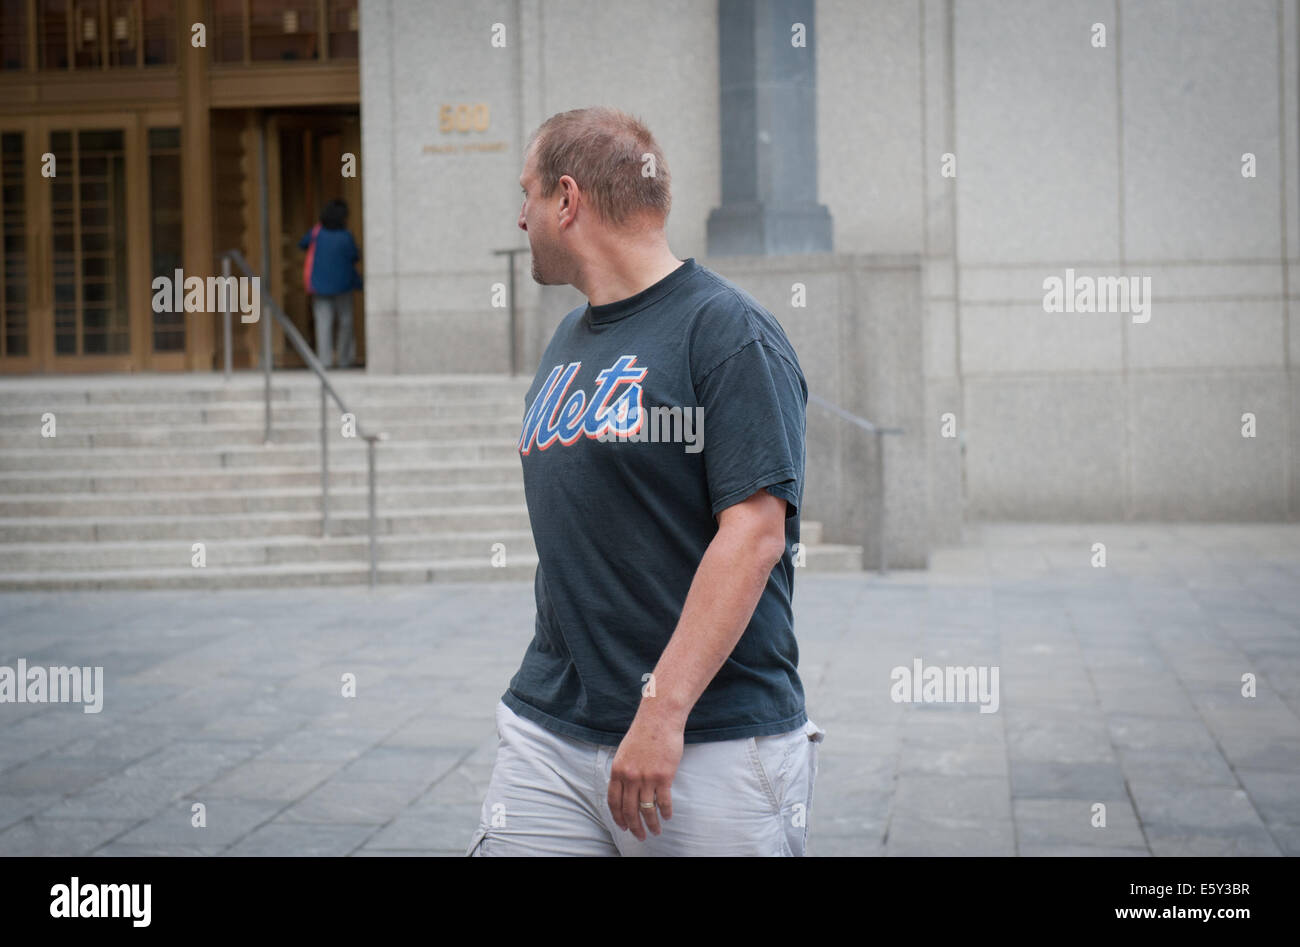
[424,103,503,154]
[439,104,491,133]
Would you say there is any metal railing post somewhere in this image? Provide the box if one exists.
[259,118,273,444]
[367,437,378,587]
[262,308,272,443]
[224,248,386,586]
[221,255,233,380]
[876,428,887,575]
[493,247,529,375]
[807,392,903,575]
[320,379,329,537]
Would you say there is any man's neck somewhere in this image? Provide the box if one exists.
[574,244,685,307]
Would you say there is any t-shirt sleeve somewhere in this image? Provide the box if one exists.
[695,338,806,519]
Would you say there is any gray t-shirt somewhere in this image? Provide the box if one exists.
[502,258,809,745]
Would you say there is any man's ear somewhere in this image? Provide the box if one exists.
[558,174,579,220]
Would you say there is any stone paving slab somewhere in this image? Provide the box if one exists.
[0,522,1297,856]
[0,817,139,856]
[278,779,419,825]
[220,823,376,857]
[108,798,285,853]
[1012,798,1146,849]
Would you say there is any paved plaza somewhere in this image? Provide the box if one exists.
[0,522,1297,857]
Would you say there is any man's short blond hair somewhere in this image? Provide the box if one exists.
[527,107,671,227]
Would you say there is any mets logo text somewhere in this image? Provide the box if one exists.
[519,355,646,454]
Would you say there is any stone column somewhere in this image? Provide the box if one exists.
[180,0,214,369]
[706,0,832,256]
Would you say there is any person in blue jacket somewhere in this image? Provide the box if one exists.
[298,199,362,369]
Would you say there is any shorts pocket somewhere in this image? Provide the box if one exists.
[753,725,821,857]
[465,823,490,857]
[745,737,784,816]
[797,719,825,855]
[494,699,508,740]
[752,728,803,805]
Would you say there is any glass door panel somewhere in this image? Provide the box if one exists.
[0,131,27,358]
[49,127,130,357]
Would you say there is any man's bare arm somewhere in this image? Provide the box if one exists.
[646,488,788,724]
[607,487,790,839]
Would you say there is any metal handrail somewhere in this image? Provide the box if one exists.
[221,249,387,586]
[492,247,530,376]
[808,392,904,574]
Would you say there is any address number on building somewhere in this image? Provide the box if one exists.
[440,104,491,133]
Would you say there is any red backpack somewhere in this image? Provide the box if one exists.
[302,224,321,294]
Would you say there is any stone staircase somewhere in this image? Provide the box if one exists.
[0,373,863,589]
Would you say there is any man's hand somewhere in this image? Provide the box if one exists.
[606,488,788,841]
[607,706,684,840]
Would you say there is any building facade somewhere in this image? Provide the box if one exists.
[2,0,1296,561]
[360,0,1300,541]
[0,0,362,374]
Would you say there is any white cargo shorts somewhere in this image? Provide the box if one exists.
[467,699,825,856]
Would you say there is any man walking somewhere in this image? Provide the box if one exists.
[468,107,823,857]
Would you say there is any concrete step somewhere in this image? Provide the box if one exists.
[0,372,866,586]
[0,515,842,574]
[0,417,523,449]
[0,556,543,590]
[0,482,527,517]
[0,373,531,406]
[0,385,299,407]
[0,505,532,542]
[0,529,538,570]
[799,542,864,571]
[0,523,838,568]
[0,439,519,471]
[0,397,523,428]
[0,461,522,494]
[0,544,859,587]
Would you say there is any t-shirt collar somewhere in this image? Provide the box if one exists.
[585,258,697,325]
